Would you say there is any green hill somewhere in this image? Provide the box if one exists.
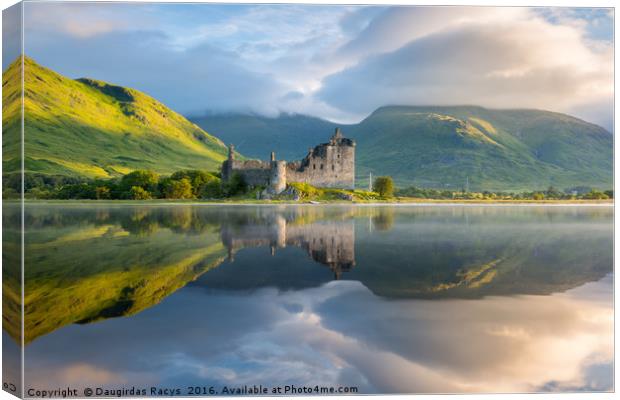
[192,106,612,191]
[4,56,611,192]
[2,56,229,180]
[352,106,612,191]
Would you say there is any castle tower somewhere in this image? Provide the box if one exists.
[269,160,287,194]
[222,144,236,182]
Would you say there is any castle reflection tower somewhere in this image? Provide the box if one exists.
[220,211,355,279]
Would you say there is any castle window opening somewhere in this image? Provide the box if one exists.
[313,164,316,170]
[332,165,335,171]
[320,164,324,170]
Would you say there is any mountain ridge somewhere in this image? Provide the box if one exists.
[2,56,229,180]
[191,105,612,191]
[3,57,611,192]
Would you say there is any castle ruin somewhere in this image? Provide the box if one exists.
[220,210,356,280]
[221,128,355,194]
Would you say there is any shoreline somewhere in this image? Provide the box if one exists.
[10,199,614,207]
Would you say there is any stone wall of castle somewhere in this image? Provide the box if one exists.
[286,137,355,189]
[222,158,272,187]
[222,128,355,193]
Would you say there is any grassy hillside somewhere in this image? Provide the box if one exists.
[193,106,612,191]
[189,112,336,160]
[352,106,612,191]
[2,56,229,180]
[4,56,611,192]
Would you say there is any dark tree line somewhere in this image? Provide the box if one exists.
[4,169,250,200]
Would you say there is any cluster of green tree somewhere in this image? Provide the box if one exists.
[395,185,613,200]
[6,170,250,200]
[4,170,612,202]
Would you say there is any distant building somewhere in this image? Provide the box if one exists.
[221,128,355,194]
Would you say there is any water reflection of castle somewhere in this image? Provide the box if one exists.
[221,214,355,279]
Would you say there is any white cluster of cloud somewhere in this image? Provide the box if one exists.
[319,7,614,128]
[17,3,613,129]
[25,278,613,393]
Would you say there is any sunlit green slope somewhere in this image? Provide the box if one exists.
[2,56,228,179]
[352,106,612,191]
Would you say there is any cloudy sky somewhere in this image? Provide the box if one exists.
[7,3,615,129]
[25,277,613,393]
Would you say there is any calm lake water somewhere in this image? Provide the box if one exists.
[3,204,614,395]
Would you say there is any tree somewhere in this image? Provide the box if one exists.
[55,183,96,199]
[120,170,159,196]
[373,176,394,197]
[545,186,562,199]
[199,180,223,198]
[129,186,152,200]
[162,177,193,199]
[583,190,609,200]
[225,173,247,196]
[170,170,217,198]
[95,186,111,200]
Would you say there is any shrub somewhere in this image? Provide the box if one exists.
[288,182,320,199]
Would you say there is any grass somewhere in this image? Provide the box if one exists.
[2,56,229,180]
[352,106,612,191]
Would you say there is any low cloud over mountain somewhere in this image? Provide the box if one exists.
[13,3,613,129]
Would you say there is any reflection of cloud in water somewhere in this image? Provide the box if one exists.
[25,278,612,394]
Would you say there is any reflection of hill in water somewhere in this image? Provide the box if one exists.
[4,205,229,344]
[4,204,612,344]
[198,206,612,300]
[222,213,356,279]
